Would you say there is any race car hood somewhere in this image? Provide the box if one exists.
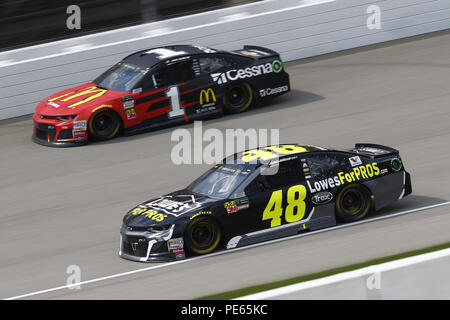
[35,82,124,116]
[123,189,217,227]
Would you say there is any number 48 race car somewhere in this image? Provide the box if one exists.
[32,44,289,147]
[119,143,412,262]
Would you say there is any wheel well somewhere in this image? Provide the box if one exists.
[335,183,374,211]
[88,108,124,137]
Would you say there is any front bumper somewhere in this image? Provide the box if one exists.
[32,116,88,147]
[119,224,186,262]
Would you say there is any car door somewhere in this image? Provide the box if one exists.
[130,58,197,126]
[227,158,311,235]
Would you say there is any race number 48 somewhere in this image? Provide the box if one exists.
[263,184,307,227]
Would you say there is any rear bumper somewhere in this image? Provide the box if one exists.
[403,170,412,197]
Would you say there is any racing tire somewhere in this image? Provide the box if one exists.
[223,82,253,114]
[184,216,221,255]
[88,110,122,141]
[335,184,372,222]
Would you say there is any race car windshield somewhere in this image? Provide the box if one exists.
[93,61,149,92]
[187,164,254,199]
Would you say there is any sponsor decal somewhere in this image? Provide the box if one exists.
[129,207,168,222]
[224,198,249,214]
[175,252,186,260]
[190,210,212,220]
[211,60,281,84]
[224,201,238,214]
[73,130,86,141]
[132,88,142,94]
[168,238,185,259]
[47,101,60,108]
[338,163,380,184]
[122,95,135,109]
[145,196,198,216]
[349,156,362,167]
[125,108,137,120]
[199,88,216,107]
[380,168,388,175]
[271,60,283,73]
[239,50,260,57]
[168,238,184,251]
[307,163,380,193]
[391,158,403,172]
[307,176,342,194]
[259,85,289,97]
[73,120,87,131]
[48,86,107,109]
[311,192,333,205]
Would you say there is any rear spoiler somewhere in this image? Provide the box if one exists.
[351,143,399,159]
[238,45,280,59]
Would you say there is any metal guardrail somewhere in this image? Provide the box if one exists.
[1,0,449,120]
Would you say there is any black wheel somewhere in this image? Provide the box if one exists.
[335,184,372,222]
[88,110,121,141]
[184,216,221,255]
[223,82,253,114]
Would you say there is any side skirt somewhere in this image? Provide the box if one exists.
[226,204,336,249]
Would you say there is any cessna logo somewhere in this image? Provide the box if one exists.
[199,88,216,106]
[211,60,283,84]
[259,85,289,97]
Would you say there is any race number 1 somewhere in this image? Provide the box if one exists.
[166,86,185,118]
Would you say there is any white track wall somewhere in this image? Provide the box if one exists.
[236,248,450,299]
[1,0,449,120]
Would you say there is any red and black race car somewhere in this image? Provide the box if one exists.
[32,45,290,147]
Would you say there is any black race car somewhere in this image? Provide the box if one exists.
[119,143,412,262]
[33,44,289,146]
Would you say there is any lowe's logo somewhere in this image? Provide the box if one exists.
[211,60,283,84]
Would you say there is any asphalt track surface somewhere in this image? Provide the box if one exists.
[1,30,450,300]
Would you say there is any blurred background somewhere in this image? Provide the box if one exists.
[0,0,260,51]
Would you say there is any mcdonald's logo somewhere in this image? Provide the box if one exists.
[48,86,107,109]
[199,88,216,105]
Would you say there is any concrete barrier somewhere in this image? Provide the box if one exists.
[236,248,450,299]
[1,0,449,120]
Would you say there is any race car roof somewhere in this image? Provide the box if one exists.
[123,45,219,68]
[224,144,329,165]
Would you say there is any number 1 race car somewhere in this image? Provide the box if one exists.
[32,45,290,147]
[119,143,412,262]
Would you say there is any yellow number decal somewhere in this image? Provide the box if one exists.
[242,145,308,162]
[241,149,274,162]
[265,145,307,155]
[263,185,307,227]
[262,190,283,228]
[285,185,307,222]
